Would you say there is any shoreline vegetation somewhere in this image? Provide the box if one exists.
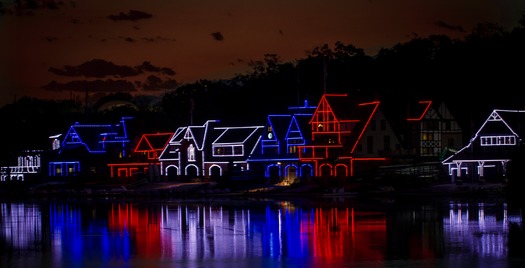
[0,176,510,202]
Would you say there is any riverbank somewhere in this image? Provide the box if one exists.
[0,177,510,201]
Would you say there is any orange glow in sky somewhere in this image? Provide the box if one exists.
[1,0,524,107]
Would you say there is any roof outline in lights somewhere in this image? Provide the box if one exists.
[407,100,432,121]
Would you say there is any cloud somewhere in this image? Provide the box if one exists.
[142,75,178,91]
[122,36,135,42]
[43,36,59,42]
[101,35,176,43]
[0,0,64,16]
[141,36,177,42]
[120,36,177,43]
[42,79,137,92]
[44,59,178,93]
[48,59,140,78]
[108,10,152,21]
[137,61,176,76]
[211,32,224,41]
[435,20,465,32]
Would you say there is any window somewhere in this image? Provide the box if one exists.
[383,135,391,152]
[188,144,196,161]
[423,120,439,131]
[421,147,432,156]
[70,133,80,143]
[234,146,243,155]
[288,138,302,145]
[213,145,244,156]
[148,151,156,159]
[380,120,386,131]
[52,139,60,150]
[480,135,516,146]
[422,132,434,141]
[341,122,353,131]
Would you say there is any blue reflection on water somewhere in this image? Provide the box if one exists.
[48,203,134,266]
[0,198,524,267]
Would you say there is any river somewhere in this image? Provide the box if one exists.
[1,195,524,267]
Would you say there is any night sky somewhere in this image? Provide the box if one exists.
[1,0,524,107]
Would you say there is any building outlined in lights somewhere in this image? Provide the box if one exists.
[442,109,525,184]
[0,93,467,184]
[297,94,463,179]
[47,116,134,178]
[159,120,264,181]
[107,132,174,180]
[247,100,317,184]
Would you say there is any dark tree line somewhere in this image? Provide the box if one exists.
[2,17,525,164]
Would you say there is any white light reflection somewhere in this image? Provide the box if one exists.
[160,204,259,260]
[0,203,42,250]
[444,201,522,258]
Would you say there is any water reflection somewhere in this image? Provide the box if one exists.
[0,198,523,267]
[445,202,520,258]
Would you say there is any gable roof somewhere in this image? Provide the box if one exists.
[134,132,173,153]
[310,94,351,124]
[292,114,313,142]
[61,116,132,154]
[169,127,188,145]
[267,114,292,141]
[210,125,264,160]
[248,102,316,161]
[158,121,220,161]
[158,127,187,161]
[380,99,441,145]
[442,109,525,163]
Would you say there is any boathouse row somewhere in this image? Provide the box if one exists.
[1,93,485,184]
[442,109,525,185]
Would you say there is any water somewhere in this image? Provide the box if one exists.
[1,196,524,267]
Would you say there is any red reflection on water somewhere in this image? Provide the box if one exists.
[108,204,163,258]
[307,207,387,262]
